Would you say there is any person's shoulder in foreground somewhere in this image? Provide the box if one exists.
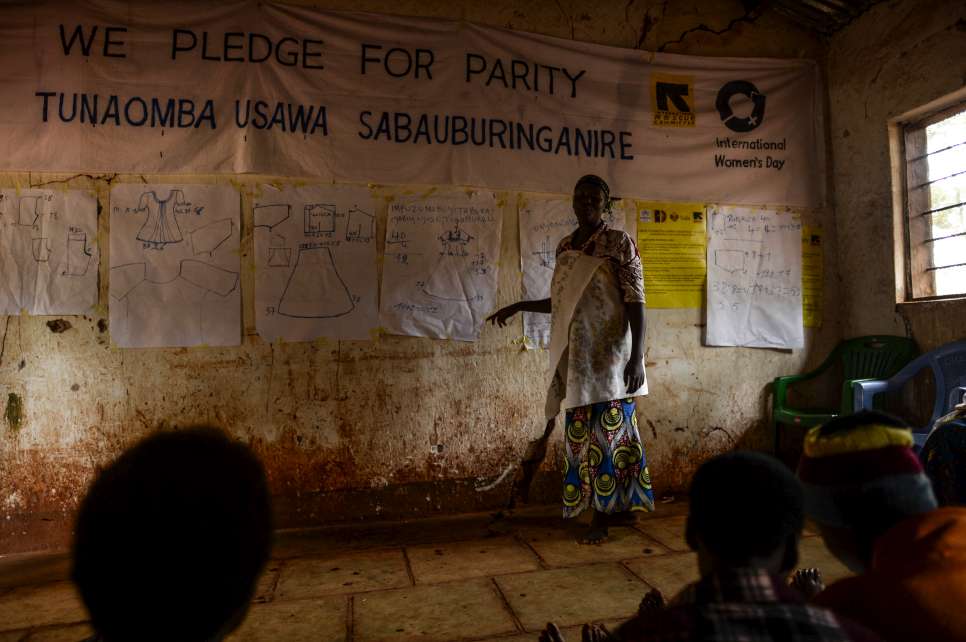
[799,410,966,642]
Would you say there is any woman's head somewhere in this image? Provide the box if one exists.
[572,174,611,228]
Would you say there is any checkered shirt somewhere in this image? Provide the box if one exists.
[617,568,880,642]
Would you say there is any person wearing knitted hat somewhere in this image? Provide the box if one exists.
[798,410,966,642]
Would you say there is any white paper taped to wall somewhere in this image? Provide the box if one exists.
[109,184,241,348]
[706,206,803,349]
[0,189,98,315]
[380,191,501,342]
[254,184,379,342]
[518,196,626,349]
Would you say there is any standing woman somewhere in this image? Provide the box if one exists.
[488,175,654,543]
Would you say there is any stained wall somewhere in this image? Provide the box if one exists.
[0,0,835,554]
[827,0,966,349]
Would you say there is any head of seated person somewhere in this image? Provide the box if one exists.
[687,450,804,578]
[72,426,272,642]
[797,410,937,573]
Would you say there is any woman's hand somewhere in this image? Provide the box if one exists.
[624,356,645,393]
[486,303,519,327]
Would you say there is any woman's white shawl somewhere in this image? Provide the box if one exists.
[545,250,647,421]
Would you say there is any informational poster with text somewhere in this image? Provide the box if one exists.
[636,201,707,309]
[706,206,803,349]
[802,225,823,328]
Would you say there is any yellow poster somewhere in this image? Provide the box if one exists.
[802,225,823,328]
[636,201,707,308]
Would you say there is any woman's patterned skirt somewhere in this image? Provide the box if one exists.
[562,398,655,518]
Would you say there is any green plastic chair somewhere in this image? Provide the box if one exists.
[772,335,918,453]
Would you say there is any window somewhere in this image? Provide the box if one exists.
[895,93,966,300]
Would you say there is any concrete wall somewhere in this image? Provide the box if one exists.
[827,0,966,348]
[0,0,834,554]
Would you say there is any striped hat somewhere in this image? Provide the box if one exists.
[797,411,937,529]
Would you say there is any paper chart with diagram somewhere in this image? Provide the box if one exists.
[380,191,500,341]
[0,189,98,315]
[254,185,378,341]
[518,196,626,348]
[109,184,240,348]
[706,206,804,349]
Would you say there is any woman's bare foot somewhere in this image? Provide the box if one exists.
[579,510,608,545]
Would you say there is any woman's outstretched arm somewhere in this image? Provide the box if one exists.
[486,299,551,326]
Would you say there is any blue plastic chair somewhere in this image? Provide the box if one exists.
[852,339,966,448]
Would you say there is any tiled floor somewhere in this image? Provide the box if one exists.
[0,502,849,642]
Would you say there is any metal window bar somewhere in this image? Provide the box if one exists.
[926,262,966,272]
[916,201,966,218]
[910,168,966,191]
[908,138,966,163]
[924,230,966,244]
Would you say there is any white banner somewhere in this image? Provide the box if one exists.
[0,1,824,207]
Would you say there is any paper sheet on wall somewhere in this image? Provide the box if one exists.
[380,191,500,342]
[706,206,803,348]
[802,225,823,328]
[636,201,707,308]
[254,185,378,342]
[109,184,240,348]
[0,189,98,315]
[518,196,626,348]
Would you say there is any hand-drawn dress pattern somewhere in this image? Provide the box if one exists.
[547,223,655,518]
[136,190,188,249]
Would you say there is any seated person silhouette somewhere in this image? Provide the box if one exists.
[72,427,272,642]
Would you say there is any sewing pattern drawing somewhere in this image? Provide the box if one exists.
[471,253,491,276]
[267,234,292,267]
[715,249,749,274]
[254,204,291,230]
[31,238,51,262]
[278,246,354,318]
[304,204,336,236]
[438,224,473,256]
[111,260,239,300]
[346,208,374,242]
[421,255,481,303]
[135,189,192,250]
[110,259,240,346]
[190,219,234,256]
[64,227,92,276]
[18,196,43,227]
[533,235,556,270]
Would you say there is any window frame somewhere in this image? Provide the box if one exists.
[890,86,966,304]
